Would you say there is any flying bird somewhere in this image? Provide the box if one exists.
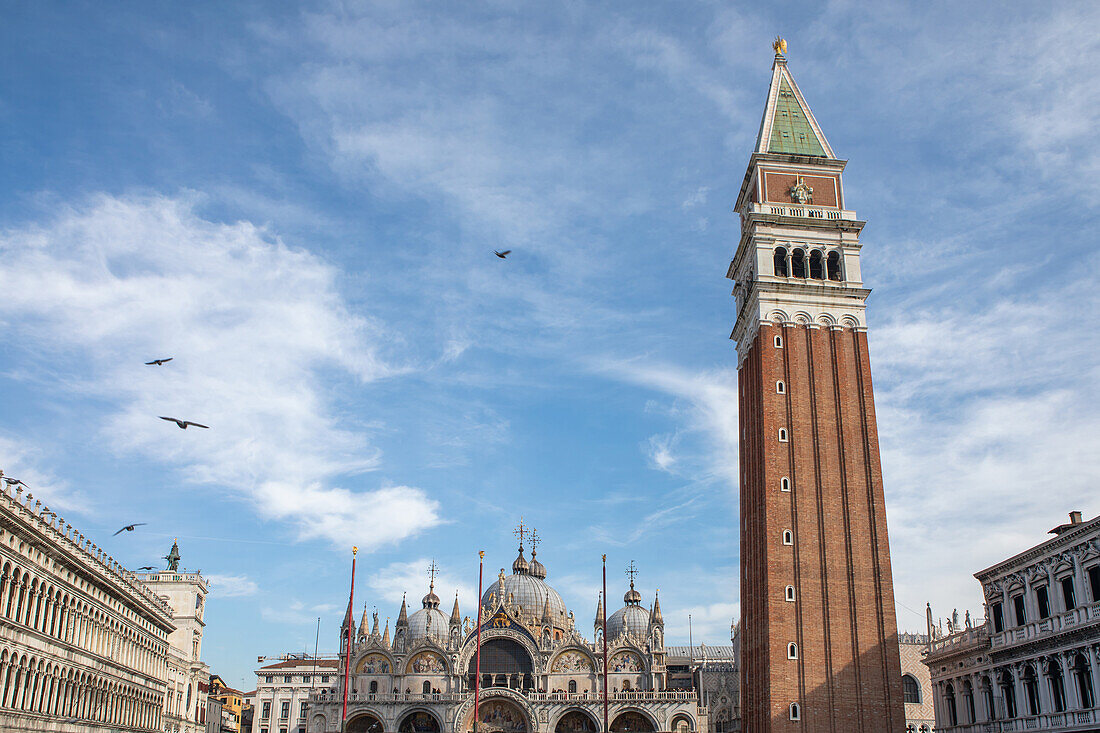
[138,566,156,571]
[145,357,174,366]
[494,250,511,259]
[114,523,147,536]
[2,477,26,488]
[159,416,210,430]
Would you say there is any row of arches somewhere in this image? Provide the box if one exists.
[940,654,1096,726]
[773,247,842,281]
[0,560,165,677]
[345,705,681,733]
[0,647,161,728]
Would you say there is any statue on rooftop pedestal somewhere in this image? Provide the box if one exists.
[164,539,181,572]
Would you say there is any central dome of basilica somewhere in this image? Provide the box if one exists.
[481,548,568,623]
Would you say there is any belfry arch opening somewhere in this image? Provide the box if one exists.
[466,638,535,691]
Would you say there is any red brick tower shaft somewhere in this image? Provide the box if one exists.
[731,44,904,732]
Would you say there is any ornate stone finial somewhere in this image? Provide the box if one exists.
[773,36,787,57]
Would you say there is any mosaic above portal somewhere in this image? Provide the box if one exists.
[358,653,391,674]
[608,651,642,672]
[551,650,593,673]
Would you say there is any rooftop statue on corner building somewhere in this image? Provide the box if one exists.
[164,538,181,572]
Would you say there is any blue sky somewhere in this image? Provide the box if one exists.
[2,1,1099,689]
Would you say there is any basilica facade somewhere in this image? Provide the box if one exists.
[305,533,702,733]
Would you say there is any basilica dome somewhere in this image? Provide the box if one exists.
[607,582,649,639]
[408,585,449,643]
[482,548,568,623]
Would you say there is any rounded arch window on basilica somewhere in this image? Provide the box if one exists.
[408,651,447,674]
[357,653,391,674]
[609,651,642,673]
[552,650,593,673]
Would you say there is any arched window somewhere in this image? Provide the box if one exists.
[774,335,783,348]
[962,679,976,722]
[783,530,793,546]
[776,380,786,394]
[622,679,631,691]
[787,643,797,660]
[945,683,958,726]
[827,251,842,281]
[781,477,791,492]
[785,586,795,602]
[809,250,824,280]
[999,671,1017,718]
[1073,654,1095,708]
[902,674,920,703]
[774,248,789,277]
[568,680,577,694]
[791,249,806,278]
[369,680,378,694]
[1023,666,1041,715]
[778,428,788,442]
[789,702,800,721]
[422,680,431,695]
[1047,661,1066,713]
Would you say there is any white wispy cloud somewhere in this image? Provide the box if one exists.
[0,436,90,514]
[365,557,478,618]
[262,600,337,626]
[0,193,441,548]
[206,573,260,598]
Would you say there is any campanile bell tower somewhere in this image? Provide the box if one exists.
[730,40,904,732]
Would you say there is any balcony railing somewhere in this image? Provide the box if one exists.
[308,690,699,705]
[990,602,1100,650]
[936,706,1100,732]
[747,202,857,221]
[926,627,990,658]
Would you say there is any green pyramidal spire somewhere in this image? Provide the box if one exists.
[754,51,834,159]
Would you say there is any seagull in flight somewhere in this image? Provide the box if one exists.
[138,566,156,571]
[159,416,210,430]
[494,250,511,259]
[2,477,27,488]
[145,357,174,366]
[114,523,147,536]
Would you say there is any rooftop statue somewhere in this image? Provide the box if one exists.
[164,539,181,572]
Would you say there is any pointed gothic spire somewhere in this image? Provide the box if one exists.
[451,592,461,624]
[541,591,553,625]
[382,618,390,647]
[753,40,835,159]
[594,592,604,632]
[358,603,370,636]
[650,590,663,625]
[397,593,408,627]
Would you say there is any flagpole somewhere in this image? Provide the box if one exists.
[602,554,608,733]
[342,546,357,732]
[474,550,485,733]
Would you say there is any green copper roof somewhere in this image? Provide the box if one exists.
[768,78,827,157]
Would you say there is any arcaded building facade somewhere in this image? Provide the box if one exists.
[729,43,904,732]
[306,529,701,733]
[0,470,173,732]
[924,511,1100,732]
